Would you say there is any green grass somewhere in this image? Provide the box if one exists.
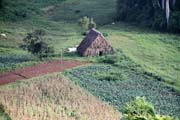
[99,23,180,90]
[0,0,180,119]
[0,0,179,89]
[51,0,116,25]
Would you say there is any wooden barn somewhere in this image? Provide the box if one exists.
[77,28,113,56]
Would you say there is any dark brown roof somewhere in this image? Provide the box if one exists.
[77,28,103,53]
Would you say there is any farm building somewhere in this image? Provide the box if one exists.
[77,28,113,56]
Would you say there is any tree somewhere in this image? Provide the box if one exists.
[88,18,96,29]
[21,29,54,60]
[0,0,3,9]
[159,0,176,27]
[78,16,90,31]
[78,16,97,34]
[116,0,180,32]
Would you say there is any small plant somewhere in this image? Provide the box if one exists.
[21,29,54,60]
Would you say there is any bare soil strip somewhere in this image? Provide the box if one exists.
[0,60,87,85]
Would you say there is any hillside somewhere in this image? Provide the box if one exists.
[0,0,180,119]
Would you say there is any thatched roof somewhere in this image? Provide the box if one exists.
[77,28,114,56]
[77,28,106,54]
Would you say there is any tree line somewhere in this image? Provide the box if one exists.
[116,0,180,32]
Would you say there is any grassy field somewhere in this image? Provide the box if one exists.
[0,0,180,119]
[100,23,180,91]
[0,0,179,88]
[0,73,120,120]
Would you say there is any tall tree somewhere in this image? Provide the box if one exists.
[0,0,2,8]
[159,0,176,27]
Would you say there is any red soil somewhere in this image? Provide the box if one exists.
[0,59,87,86]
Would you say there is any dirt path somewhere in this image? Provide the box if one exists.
[0,59,87,86]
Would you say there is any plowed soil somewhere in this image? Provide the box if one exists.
[0,59,87,85]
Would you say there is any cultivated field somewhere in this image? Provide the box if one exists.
[0,74,120,120]
[0,0,180,119]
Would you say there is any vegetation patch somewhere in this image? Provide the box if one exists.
[92,69,127,81]
[0,74,120,120]
[0,103,11,120]
[122,97,175,120]
[65,64,180,118]
[0,54,39,73]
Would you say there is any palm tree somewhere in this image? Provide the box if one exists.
[159,0,176,27]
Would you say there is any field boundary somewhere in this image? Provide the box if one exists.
[0,59,87,86]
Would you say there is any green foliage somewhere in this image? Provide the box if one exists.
[0,53,38,73]
[98,50,140,70]
[88,18,97,29]
[78,16,96,33]
[21,29,54,60]
[123,97,156,119]
[0,104,12,120]
[116,0,180,32]
[102,32,108,37]
[65,64,180,118]
[78,16,90,31]
[123,97,175,120]
[92,69,127,81]
[0,0,38,21]
[0,0,2,9]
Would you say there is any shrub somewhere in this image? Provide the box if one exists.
[93,70,127,81]
[102,32,108,37]
[78,16,97,33]
[123,97,174,120]
[21,29,54,60]
[88,18,96,29]
[78,16,90,31]
[98,55,117,64]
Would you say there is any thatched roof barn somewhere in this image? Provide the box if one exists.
[77,28,113,56]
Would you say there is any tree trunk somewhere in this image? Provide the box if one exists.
[162,0,165,9]
[165,0,170,28]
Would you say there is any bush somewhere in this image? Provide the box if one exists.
[123,97,174,120]
[103,32,108,37]
[21,29,54,60]
[78,16,97,33]
[98,50,140,69]
[98,55,117,64]
[93,70,127,81]
[88,18,96,29]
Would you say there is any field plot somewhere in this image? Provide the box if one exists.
[0,59,86,85]
[0,74,120,120]
[66,65,180,118]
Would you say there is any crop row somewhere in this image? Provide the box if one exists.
[66,65,180,117]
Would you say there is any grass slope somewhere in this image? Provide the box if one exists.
[0,73,120,120]
[100,23,180,90]
[0,0,179,89]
